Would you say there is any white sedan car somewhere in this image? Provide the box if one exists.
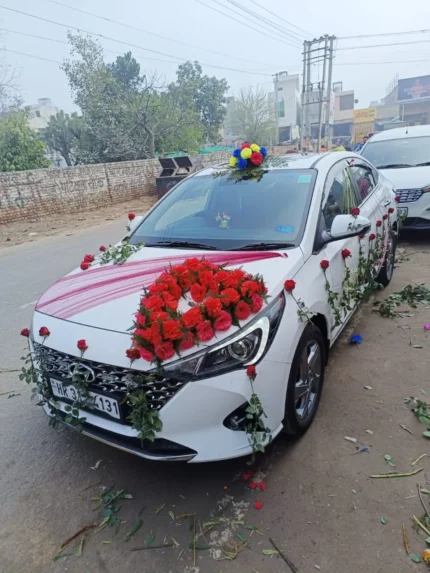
[28,152,398,463]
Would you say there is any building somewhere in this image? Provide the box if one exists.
[333,85,355,139]
[28,98,59,131]
[273,71,301,142]
[397,74,430,125]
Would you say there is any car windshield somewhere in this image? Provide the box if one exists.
[130,168,317,250]
[361,136,430,168]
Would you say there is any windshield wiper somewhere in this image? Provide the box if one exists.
[234,242,294,251]
[415,161,430,167]
[376,163,412,169]
[146,240,219,250]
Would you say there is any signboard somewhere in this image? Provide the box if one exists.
[398,75,430,102]
[353,107,376,124]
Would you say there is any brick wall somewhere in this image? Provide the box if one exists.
[0,148,289,225]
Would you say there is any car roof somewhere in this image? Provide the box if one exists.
[366,125,430,142]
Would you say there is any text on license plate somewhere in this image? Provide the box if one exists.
[50,379,120,420]
[398,207,408,217]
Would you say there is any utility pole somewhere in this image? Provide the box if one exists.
[317,36,328,153]
[273,72,279,145]
[324,36,335,149]
[305,41,311,141]
[300,42,307,150]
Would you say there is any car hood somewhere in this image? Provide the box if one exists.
[379,166,430,189]
[35,247,303,335]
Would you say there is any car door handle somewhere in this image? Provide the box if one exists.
[382,200,391,207]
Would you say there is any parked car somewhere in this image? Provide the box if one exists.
[29,152,398,463]
[361,125,430,230]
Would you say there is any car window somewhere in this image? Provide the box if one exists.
[361,136,430,168]
[323,166,358,232]
[130,169,317,250]
[350,164,375,202]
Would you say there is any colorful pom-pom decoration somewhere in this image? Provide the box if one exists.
[231,143,267,170]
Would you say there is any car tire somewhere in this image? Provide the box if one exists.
[282,324,326,436]
[376,227,396,287]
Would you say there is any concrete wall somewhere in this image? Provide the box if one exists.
[0,148,288,225]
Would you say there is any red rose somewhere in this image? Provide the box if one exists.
[99,246,107,252]
[243,469,254,481]
[257,481,267,491]
[135,313,148,326]
[162,291,179,311]
[395,195,400,203]
[240,280,260,297]
[214,270,229,283]
[351,207,360,217]
[150,311,169,322]
[190,283,207,303]
[388,207,395,214]
[284,279,296,292]
[172,264,187,275]
[136,324,162,348]
[235,301,251,321]
[214,310,233,332]
[204,297,222,318]
[155,341,175,361]
[249,481,258,490]
[220,288,241,306]
[250,151,263,166]
[80,261,90,271]
[341,248,351,259]
[77,339,88,352]
[206,281,220,296]
[126,348,140,361]
[246,365,257,380]
[143,295,165,312]
[369,233,376,240]
[254,500,263,510]
[359,234,365,239]
[251,294,263,313]
[320,260,330,270]
[168,281,182,300]
[383,213,388,220]
[241,142,251,149]
[183,307,203,329]
[179,331,195,351]
[196,321,215,343]
[162,319,183,341]
[83,254,94,263]
[223,269,246,289]
[20,328,30,337]
[39,326,50,337]
[139,348,154,362]
[198,270,214,285]
[185,258,204,272]
[376,220,382,227]
[128,212,136,221]
[149,282,169,295]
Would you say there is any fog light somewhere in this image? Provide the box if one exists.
[223,403,248,431]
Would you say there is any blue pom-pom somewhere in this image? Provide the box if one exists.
[349,334,363,345]
[237,158,248,169]
[233,148,241,158]
[260,147,267,157]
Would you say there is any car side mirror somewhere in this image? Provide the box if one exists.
[126,215,144,235]
[323,214,371,243]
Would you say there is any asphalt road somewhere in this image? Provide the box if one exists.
[2,223,430,573]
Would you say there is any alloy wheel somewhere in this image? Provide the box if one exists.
[294,341,322,421]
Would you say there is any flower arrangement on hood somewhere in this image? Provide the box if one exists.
[229,142,268,170]
[131,257,268,364]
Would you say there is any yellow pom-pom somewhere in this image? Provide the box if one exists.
[240,148,252,160]
[250,144,260,152]
[229,156,238,167]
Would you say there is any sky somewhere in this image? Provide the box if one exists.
[1,0,430,113]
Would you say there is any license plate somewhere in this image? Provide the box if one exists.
[50,378,121,420]
[398,207,408,217]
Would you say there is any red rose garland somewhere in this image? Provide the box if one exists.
[132,258,268,363]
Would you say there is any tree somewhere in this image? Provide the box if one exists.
[169,61,229,142]
[0,33,23,116]
[42,110,83,166]
[107,52,142,91]
[226,86,275,144]
[0,110,50,172]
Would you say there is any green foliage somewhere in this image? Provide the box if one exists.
[0,110,49,172]
[375,284,430,318]
[99,242,145,266]
[41,110,83,166]
[225,86,275,144]
[245,379,271,464]
[126,385,163,442]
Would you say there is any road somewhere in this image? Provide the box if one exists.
[1,223,430,573]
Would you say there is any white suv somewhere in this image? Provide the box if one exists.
[361,125,430,230]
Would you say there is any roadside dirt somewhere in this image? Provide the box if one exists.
[0,197,156,248]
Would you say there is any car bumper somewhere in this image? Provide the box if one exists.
[399,193,430,229]
[41,358,287,463]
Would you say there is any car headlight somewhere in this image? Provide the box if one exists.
[162,292,285,380]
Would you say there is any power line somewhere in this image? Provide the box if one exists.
[338,28,430,40]
[0,5,273,76]
[46,0,268,67]
[195,0,301,49]
[335,58,430,65]
[1,48,61,64]
[250,0,312,38]
[223,0,304,44]
[337,38,430,50]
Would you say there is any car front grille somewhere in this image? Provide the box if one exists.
[33,343,186,414]
[397,188,423,203]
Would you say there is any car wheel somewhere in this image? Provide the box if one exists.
[376,227,396,287]
[282,324,326,436]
